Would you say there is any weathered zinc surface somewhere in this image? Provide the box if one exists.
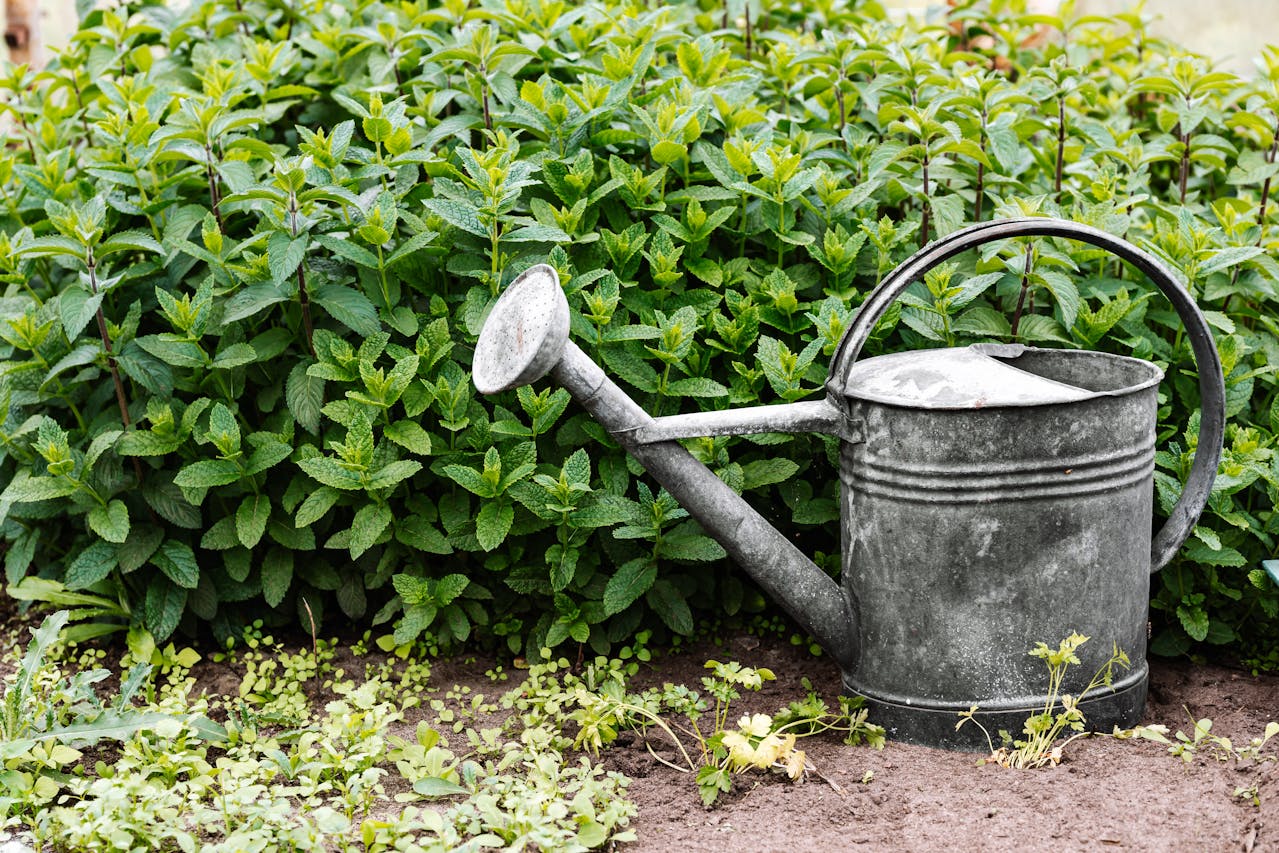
[474,218,1226,750]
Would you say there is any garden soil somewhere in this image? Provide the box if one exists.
[600,631,1279,853]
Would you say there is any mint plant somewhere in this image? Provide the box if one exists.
[0,0,1275,666]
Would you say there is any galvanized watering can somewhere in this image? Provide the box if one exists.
[473,218,1226,749]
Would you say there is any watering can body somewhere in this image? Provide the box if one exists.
[836,345,1161,745]
[473,218,1226,750]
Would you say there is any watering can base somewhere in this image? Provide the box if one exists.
[843,667,1149,752]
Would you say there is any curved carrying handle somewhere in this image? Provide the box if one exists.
[826,217,1225,573]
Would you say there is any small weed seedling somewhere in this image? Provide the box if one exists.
[559,657,883,806]
[957,633,1130,769]
[1116,714,1279,805]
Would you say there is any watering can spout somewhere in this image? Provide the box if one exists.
[473,264,859,668]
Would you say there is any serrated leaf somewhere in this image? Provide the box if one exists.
[475,501,514,551]
[261,548,294,608]
[1182,541,1246,567]
[1201,245,1264,276]
[442,464,489,496]
[173,459,241,489]
[268,232,307,284]
[144,577,187,641]
[349,502,392,558]
[223,548,252,583]
[144,480,202,529]
[236,494,270,548]
[59,288,104,341]
[1037,271,1081,330]
[222,283,288,324]
[603,559,656,615]
[385,421,432,455]
[298,457,364,490]
[548,545,578,591]
[1176,603,1210,642]
[313,232,380,269]
[65,541,119,589]
[423,198,488,237]
[434,574,470,606]
[394,515,452,554]
[99,229,163,257]
[953,306,1012,338]
[504,223,572,243]
[646,580,693,635]
[116,343,173,396]
[661,527,727,562]
[666,377,728,397]
[116,430,181,457]
[1015,314,1073,344]
[563,449,590,486]
[152,540,200,589]
[211,342,257,369]
[244,440,292,476]
[394,603,438,644]
[201,516,240,550]
[336,573,367,619]
[87,499,130,544]
[286,362,324,434]
[367,460,422,490]
[118,526,163,574]
[295,485,341,527]
[741,459,799,489]
[312,284,381,336]
[135,335,207,368]
[2,474,77,503]
[84,429,122,471]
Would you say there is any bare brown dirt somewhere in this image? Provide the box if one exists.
[606,631,1279,853]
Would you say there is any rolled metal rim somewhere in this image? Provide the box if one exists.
[837,345,1165,409]
[825,217,1226,572]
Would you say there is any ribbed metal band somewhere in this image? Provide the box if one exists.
[846,442,1155,504]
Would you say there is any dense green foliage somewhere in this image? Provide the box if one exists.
[0,0,1277,662]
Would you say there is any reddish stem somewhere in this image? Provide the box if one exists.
[1010,244,1033,339]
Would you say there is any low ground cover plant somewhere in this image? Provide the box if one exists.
[0,0,1276,665]
[1,611,640,851]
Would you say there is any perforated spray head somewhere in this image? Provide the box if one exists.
[473,264,571,394]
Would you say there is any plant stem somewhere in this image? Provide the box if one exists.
[89,256,144,483]
[834,76,846,147]
[205,145,224,232]
[1055,96,1066,201]
[976,108,988,221]
[480,64,493,137]
[919,148,931,248]
[296,266,316,358]
[288,195,317,357]
[1256,120,1279,230]
[1179,130,1191,204]
[1010,243,1033,338]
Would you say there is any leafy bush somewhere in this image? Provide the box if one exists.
[0,0,1276,662]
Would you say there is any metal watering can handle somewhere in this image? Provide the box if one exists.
[827,217,1226,573]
